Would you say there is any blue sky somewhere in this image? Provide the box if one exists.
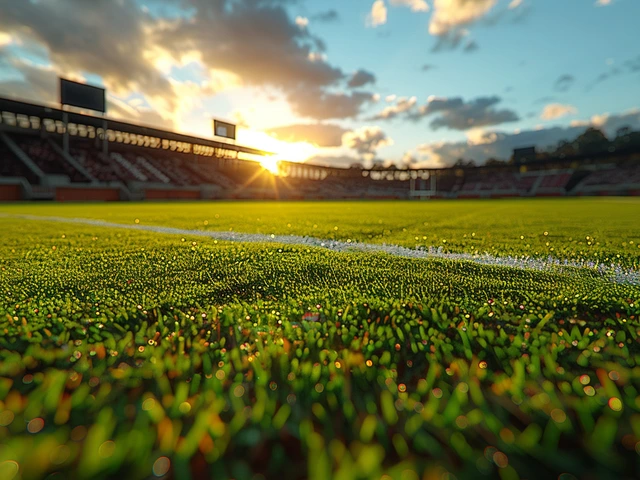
[0,0,638,167]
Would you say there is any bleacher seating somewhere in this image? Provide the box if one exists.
[14,136,90,182]
[125,154,171,184]
[433,174,462,193]
[517,176,537,193]
[455,170,574,197]
[574,166,640,194]
[1,127,639,201]
[539,173,571,189]
[71,147,120,183]
[183,161,237,188]
[110,153,149,182]
[458,172,523,196]
[0,140,40,184]
[145,154,204,186]
[534,172,572,195]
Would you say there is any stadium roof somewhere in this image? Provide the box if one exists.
[0,96,271,157]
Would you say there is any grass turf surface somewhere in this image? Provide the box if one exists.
[0,199,639,479]
[2,198,639,266]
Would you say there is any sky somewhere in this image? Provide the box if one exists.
[0,0,638,168]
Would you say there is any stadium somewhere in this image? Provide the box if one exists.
[1,95,640,202]
[1,1,640,480]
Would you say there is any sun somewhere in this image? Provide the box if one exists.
[260,156,280,175]
[237,129,318,174]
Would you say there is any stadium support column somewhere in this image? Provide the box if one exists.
[62,111,69,155]
[430,171,436,196]
[410,176,415,198]
[102,119,108,157]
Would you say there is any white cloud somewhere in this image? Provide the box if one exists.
[366,0,428,30]
[595,0,612,6]
[295,16,309,28]
[409,95,519,130]
[541,103,578,120]
[370,96,417,120]
[347,69,376,88]
[390,0,430,12]
[385,94,397,102]
[591,113,609,127]
[406,108,640,167]
[466,128,498,145]
[266,123,349,148]
[307,52,328,62]
[569,120,590,128]
[342,126,394,160]
[128,98,145,108]
[367,0,388,27]
[0,32,12,47]
[369,94,520,130]
[429,0,497,36]
[571,108,639,130]
[288,89,376,120]
[508,0,523,9]
[408,141,458,168]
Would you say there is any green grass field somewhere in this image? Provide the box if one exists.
[0,199,639,480]
[2,198,640,267]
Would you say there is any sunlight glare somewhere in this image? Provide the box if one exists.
[260,156,280,175]
[238,129,318,174]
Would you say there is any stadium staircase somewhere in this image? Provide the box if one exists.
[47,139,96,183]
[528,174,545,196]
[0,132,45,184]
[110,152,148,182]
[130,154,171,183]
[72,148,121,183]
[11,136,91,184]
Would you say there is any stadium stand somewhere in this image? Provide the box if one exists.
[529,170,573,196]
[13,134,91,183]
[71,144,120,183]
[573,166,640,195]
[1,96,639,201]
[0,135,40,185]
[184,160,236,189]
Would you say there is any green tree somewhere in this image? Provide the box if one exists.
[573,127,610,155]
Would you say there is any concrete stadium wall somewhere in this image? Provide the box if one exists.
[143,189,201,200]
[535,192,565,197]
[0,184,22,201]
[489,194,521,199]
[369,195,404,200]
[56,187,121,202]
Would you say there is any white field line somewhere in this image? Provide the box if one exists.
[1,213,639,286]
